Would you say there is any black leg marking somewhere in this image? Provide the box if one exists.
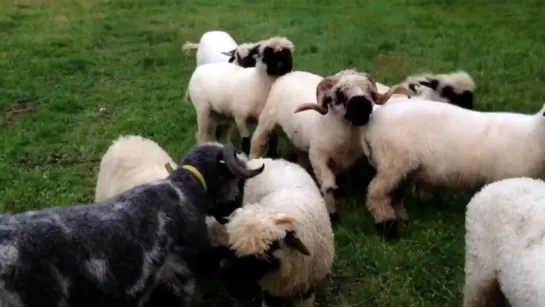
[241,137,251,155]
[375,220,399,240]
[266,132,279,158]
[263,291,287,307]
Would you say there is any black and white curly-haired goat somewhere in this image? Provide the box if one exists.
[0,143,264,307]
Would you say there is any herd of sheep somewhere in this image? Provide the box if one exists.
[0,29,544,307]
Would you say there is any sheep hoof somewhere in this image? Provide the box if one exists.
[329,212,340,224]
[374,220,399,240]
[241,137,251,155]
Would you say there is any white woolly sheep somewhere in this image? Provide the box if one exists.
[463,177,545,307]
[359,98,545,239]
[216,157,334,307]
[0,143,265,307]
[94,134,178,202]
[187,36,294,155]
[249,69,410,221]
[181,30,259,68]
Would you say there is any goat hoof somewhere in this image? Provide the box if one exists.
[374,220,399,240]
[329,212,340,224]
[241,137,251,155]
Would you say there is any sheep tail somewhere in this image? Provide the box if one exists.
[182,41,199,54]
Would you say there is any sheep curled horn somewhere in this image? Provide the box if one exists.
[293,74,414,114]
[220,145,265,178]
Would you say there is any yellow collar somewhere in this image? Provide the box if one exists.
[183,164,208,191]
[164,163,207,191]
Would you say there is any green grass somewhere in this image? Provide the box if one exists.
[1,0,545,305]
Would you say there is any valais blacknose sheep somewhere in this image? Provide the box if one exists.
[217,158,334,307]
[401,70,475,109]
[0,143,265,307]
[360,99,545,239]
[182,30,258,68]
[187,36,294,155]
[463,177,545,307]
[249,69,410,221]
[94,135,177,202]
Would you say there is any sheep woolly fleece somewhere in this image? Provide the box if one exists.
[187,36,294,145]
[360,98,545,225]
[94,135,177,202]
[225,158,334,299]
[181,30,238,66]
[463,177,545,307]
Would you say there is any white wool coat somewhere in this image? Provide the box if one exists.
[464,177,545,307]
[94,135,177,202]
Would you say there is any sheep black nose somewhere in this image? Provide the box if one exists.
[344,96,373,126]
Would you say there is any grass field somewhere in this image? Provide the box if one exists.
[1,0,545,305]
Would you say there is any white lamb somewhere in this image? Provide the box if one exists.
[215,157,334,307]
[463,177,545,307]
[359,98,545,239]
[94,135,177,202]
[249,69,409,220]
[187,36,294,155]
[182,30,259,68]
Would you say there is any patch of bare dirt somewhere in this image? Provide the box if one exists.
[2,96,37,126]
[373,51,412,77]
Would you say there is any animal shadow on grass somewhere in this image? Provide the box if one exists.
[1,96,37,128]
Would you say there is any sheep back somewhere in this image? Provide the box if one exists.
[94,135,177,202]
[464,177,545,306]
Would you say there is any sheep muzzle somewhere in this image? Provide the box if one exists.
[222,146,265,179]
[344,95,373,126]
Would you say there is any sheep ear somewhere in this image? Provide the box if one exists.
[221,49,236,57]
[375,84,414,105]
[316,76,340,108]
[418,78,439,90]
[284,231,310,256]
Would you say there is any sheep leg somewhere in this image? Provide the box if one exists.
[215,122,233,146]
[249,112,277,159]
[391,180,409,224]
[195,107,215,144]
[462,277,508,307]
[234,116,252,154]
[462,254,508,307]
[308,149,339,223]
[365,172,400,239]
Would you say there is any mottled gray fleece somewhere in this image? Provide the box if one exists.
[0,143,247,307]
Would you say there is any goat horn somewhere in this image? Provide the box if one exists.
[222,145,265,179]
[294,102,328,115]
[376,84,414,105]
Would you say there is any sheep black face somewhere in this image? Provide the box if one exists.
[223,43,260,68]
[170,143,265,221]
[220,212,310,281]
[405,71,475,110]
[293,72,377,126]
[255,37,294,77]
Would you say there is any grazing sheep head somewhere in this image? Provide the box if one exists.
[222,42,260,68]
[253,36,294,76]
[218,207,310,281]
[170,143,265,220]
[403,70,475,109]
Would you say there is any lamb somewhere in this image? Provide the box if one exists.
[214,157,334,307]
[94,134,178,202]
[187,36,294,155]
[0,143,265,307]
[463,177,545,307]
[359,98,545,239]
[181,30,258,68]
[249,69,410,220]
